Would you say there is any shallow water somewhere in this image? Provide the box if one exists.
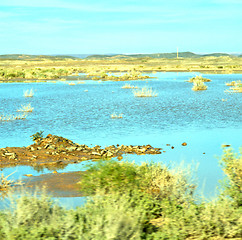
[0,72,241,206]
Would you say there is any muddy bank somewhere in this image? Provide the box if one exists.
[13,171,84,197]
[0,134,162,168]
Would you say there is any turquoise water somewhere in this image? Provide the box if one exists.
[0,72,241,205]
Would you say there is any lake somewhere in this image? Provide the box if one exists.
[0,72,241,207]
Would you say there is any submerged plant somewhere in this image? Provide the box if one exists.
[17,103,34,112]
[0,113,27,121]
[187,75,211,82]
[225,80,242,93]
[121,83,138,89]
[133,87,158,97]
[192,80,208,91]
[23,89,34,97]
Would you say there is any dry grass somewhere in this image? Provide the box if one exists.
[225,80,242,93]
[187,75,211,82]
[23,89,34,97]
[17,103,34,112]
[192,80,208,91]
[0,113,27,121]
[121,83,138,89]
[133,87,158,97]
[225,80,241,86]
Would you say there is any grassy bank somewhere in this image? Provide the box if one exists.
[0,56,242,82]
[0,148,241,239]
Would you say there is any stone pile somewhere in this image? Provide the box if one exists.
[0,134,162,168]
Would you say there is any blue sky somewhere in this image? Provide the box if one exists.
[0,0,241,54]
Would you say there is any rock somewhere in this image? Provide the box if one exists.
[106,151,113,157]
[66,146,77,152]
[91,151,101,156]
[117,156,123,160]
[24,174,33,177]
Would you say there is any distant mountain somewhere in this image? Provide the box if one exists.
[0,54,78,60]
[86,52,239,59]
[53,54,91,59]
[0,52,240,60]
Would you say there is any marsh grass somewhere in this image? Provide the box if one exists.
[17,103,34,112]
[187,75,211,82]
[0,113,27,121]
[192,80,208,91]
[225,81,242,93]
[133,87,158,97]
[121,83,138,89]
[225,80,241,86]
[23,89,34,97]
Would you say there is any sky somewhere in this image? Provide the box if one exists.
[0,0,241,55]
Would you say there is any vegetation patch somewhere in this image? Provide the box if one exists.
[121,83,138,89]
[225,80,242,93]
[23,88,34,97]
[133,87,158,97]
[17,103,34,112]
[187,75,211,82]
[0,113,27,121]
[192,80,208,91]
[0,148,241,239]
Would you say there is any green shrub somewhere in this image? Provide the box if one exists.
[79,160,196,204]
[149,197,242,239]
[0,194,68,239]
[220,148,242,206]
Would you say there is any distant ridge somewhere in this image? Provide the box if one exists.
[0,54,78,60]
[0,52,240,60]
[86,52,239,59]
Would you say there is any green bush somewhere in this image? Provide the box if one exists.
[220,148,242,206]
[79,160,195,203]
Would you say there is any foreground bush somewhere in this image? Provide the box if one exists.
[79,161,195,203]
[220,148,242,207]
[0,149,241,239]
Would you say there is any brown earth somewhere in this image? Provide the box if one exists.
[0,134,162,168]
[14,171,84,197]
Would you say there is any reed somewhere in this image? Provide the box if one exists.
[0,113,27,121]
[188,75,211,82]
[23,89,34,97]
[133,87,158,97]
[225,80,241,86]
[225,81,242,93]
[192,80,208,91]
[121,83,138,89]
[17,103,34,112]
